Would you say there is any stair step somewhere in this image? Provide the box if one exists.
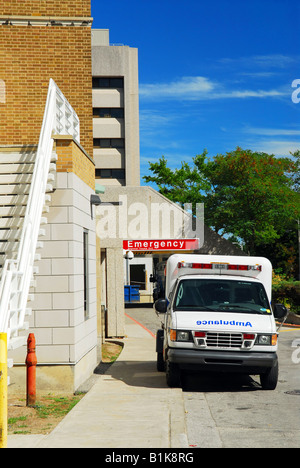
[10,322,29,333]
[0,240,19,252]
[0,229,21,241]
[0,150,56,163]
[0,174,33,184]
[0,217,27,228]
[0,151,37,164]
[8,335,26,350]
[0,194,29,206]
[0,204,49,217]
[0,163,35,174]
[0,184,31,195]
[46,183,54,193]
[0,206,27,217]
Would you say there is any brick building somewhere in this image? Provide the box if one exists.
[0,1,93,155]
[0,1,98,392]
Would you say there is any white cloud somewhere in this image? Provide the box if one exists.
[139,76,215,100]
[139,75,287,101]
[243,126,300,137]
[139,109,174,129]
[218,54,298,69]
[250,140,300,156]
[218,89,285,99]
[240,126,300,156]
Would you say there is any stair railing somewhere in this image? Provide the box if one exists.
[0,79,80,348]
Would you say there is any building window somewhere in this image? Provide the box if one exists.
[92,77,124,89]
[93,108,124,119]
[95,169,125,180]
[130,264,146,291]
[83,230,89,319]
[93,138,125,149]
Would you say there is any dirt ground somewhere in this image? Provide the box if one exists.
[8,394,85,435]
[7,341,123,435]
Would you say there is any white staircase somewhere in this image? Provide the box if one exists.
[0,79,80,351]
[0,147,56,349]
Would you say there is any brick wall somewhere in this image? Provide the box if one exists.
[0,0,91,17]
[0,25,93,156]
[55,137,95,190]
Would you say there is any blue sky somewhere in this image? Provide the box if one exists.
[91,0,300,183]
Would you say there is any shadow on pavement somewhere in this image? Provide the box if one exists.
[181,371,262,393]
[95,356,262,393]
[100,359,168,389]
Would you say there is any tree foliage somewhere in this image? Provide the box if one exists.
[143,151,210,206]
[143,147,300,269]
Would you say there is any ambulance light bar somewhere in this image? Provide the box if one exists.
[177,262,262,272]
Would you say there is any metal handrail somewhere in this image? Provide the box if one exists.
[0,79,80,348]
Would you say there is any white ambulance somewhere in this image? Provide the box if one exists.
[154,254,287,390]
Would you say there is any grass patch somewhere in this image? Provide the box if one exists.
[8,393,84,435]
[101,341,123,363]
[34,395,82,419]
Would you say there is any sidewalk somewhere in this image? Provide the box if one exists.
[8,314,188,448]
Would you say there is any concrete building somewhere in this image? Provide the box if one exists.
[92,29,140,187]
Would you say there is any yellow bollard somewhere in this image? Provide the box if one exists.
[0,333,8,449]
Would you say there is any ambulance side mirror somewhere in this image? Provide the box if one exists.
[155,298,168,314]
[273,304,288,319]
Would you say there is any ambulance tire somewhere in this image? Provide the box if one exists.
[157,352,165,372]
[166,359,181,388]
[156,329,165,372]
[260,361,278,390]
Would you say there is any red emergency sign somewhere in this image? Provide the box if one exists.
[123,238,200,251]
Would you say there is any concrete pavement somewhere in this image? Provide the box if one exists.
[8,313,188,448]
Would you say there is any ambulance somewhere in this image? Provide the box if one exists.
[154,254,287,390]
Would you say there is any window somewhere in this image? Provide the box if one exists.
[92,77,124,89]
[95,169,125,180]
[83,230,89,319]
[130,264,146,290]
[93,138,125,149]
[173,279,270,314]
[93,108,124,119]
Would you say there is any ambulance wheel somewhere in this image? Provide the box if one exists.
[156,329,165,372]
[166,359,181,388]
[260,362,278,390]
[157,352,165,372]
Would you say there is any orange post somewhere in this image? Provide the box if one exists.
[25,333,37,407]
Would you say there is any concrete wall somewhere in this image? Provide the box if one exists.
[9,159,98,393]
[92,32,140,187]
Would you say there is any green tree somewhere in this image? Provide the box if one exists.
[290,150,300,193]
[205,148,299,254]
[143,150,210,207]
[143,147,300,257]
